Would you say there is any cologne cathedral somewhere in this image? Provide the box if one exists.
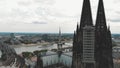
[72,0,114,68]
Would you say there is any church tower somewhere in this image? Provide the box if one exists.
[72,0,94,68]
[95,0,113,68]
[57,28,62,51]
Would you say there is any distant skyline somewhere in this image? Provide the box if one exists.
[0,0,120,33]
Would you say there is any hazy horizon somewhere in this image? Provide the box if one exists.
[0,32,119,35]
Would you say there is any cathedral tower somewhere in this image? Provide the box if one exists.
[72,0,113,68]
[72,0,94,68]
[95,0,113,68]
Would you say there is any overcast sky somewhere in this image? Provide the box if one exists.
[0,0,120,33]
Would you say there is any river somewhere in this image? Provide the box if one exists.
[0,42,72,58]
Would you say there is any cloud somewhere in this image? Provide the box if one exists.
[17,1,32,6]
[0,0,119,33]
[113,0,120,3]
[34,0,55,5]
[32,21,47,24]
[115,11,120,16]
[108,19,120,23]
[107,11,120,23]
[35,7,78,19]
[116,11,120,13]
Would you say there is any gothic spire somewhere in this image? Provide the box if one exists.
[95,0,107,29]
[107,26,112,48]
[76,23,79,35]
[59,27,61,43]
[73,31,76,43]
[73,31,76,52]
[80,0,93,28]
